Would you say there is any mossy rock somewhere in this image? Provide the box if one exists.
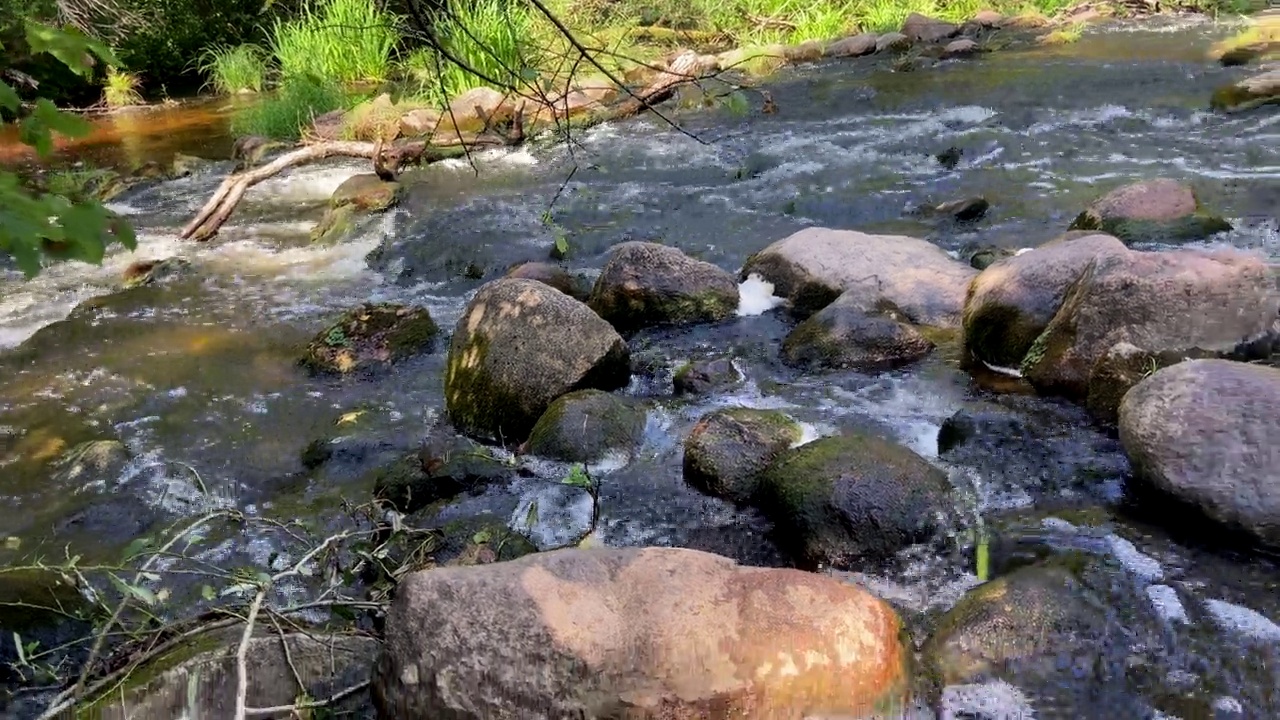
[523,390,646,463]
[1209,69,1279,113]
[753,432,953,569]
[300,302,439,375]
[588,241,739,334]
[311,173,403,244]
[965,245,1016,270]
[672,357,741,396]
[504,261,589,301]
[683,408,801,504]
[445,279,631,444]
[371,430,512,514]
[1066,178,1232,245]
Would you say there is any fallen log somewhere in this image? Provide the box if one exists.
[181,51,705,242]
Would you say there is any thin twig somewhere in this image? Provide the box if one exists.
[244,681,370,716]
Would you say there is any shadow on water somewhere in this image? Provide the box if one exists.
[1,16,1279,718]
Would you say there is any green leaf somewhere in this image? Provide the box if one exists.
[121,536,153,561]
[201,585,216,601]
[24,22,121,77]
[108,573,158,606]
[554,235,569,256]
[472,529,493,545]
[18,99,91,157]
[562,465,591,489]
[0,80,19,114]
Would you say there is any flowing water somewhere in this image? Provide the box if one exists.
[3,16,1280,719]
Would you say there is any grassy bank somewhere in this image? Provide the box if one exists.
[193,0,1264,140]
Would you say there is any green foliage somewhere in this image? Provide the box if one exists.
[1,22,136,278]
[431,0,537,98]
[116,0,267,97]
[268,0,402,85]
[230,74,351,140]
[102,67,143,108]
[197,43,270,94]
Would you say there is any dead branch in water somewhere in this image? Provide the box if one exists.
[180,51,705,242]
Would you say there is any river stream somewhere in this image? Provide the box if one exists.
[2,16,1279,719]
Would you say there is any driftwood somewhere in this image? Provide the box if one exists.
[181,51,704,242]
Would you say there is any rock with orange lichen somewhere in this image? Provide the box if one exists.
[444,279,631,444]
[372,546,911,719]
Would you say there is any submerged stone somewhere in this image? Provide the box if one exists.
[672,357,741,396]
[781,293,935,372]
[300,302,439,375]
[311,173,403,244]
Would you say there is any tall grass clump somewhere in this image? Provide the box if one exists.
[269,0,401,85]
[230,74,350,140]
[103,67,144,108]
[423,0,539,100]
[198,43,270,94]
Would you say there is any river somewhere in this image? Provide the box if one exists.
[2,16,1279,719]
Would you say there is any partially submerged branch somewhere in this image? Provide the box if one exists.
[181,51,708,242]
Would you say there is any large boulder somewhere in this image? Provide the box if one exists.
[300,303,439,375]
[740,227,977,326]
[1119,359,1280,548]
[683,408,802,503]
[825,33,878,58]
[782,292,935,372]
[588,241,739,333]
[1021,247,1279,399]
[962,232,1127,369]
[1067,178,1232,244]
[523,389,646,463]
[445,279,631,443]
[372,547,910,719]
[754,432,954,569]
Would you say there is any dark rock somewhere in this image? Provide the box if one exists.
[683,408,801,503]
[966,245,1016,270]
[371,427,512,514]
[588,241,739,334]
[373,547,910,719]
[1210,68,1280,113]
[931,196,988,221]
[876,32,912,53]
[1068,178,1232,244]
[523,389,646,463]
[781,293,935,372]
[754,432,953,569]
[445,278,630,444]
[672,357,741,396]
[300,302,438,375]
[311,173,403,245]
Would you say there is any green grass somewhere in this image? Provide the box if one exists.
[402,0,540,104]
[103,67,144,108]
[268,0,402,85]
[198,43,270,94]
[230,75,352,140]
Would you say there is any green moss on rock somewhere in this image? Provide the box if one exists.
[683,408,801,503]
[371,431,512,514]
[300,302,438,375]
[753,432,953,569]
[588,241,740,334]
[524,389,645,463]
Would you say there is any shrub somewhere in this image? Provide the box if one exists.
[268,0,401,85]
[102,66,144,108]
[230,74,351,140]
[198,43,270,94]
